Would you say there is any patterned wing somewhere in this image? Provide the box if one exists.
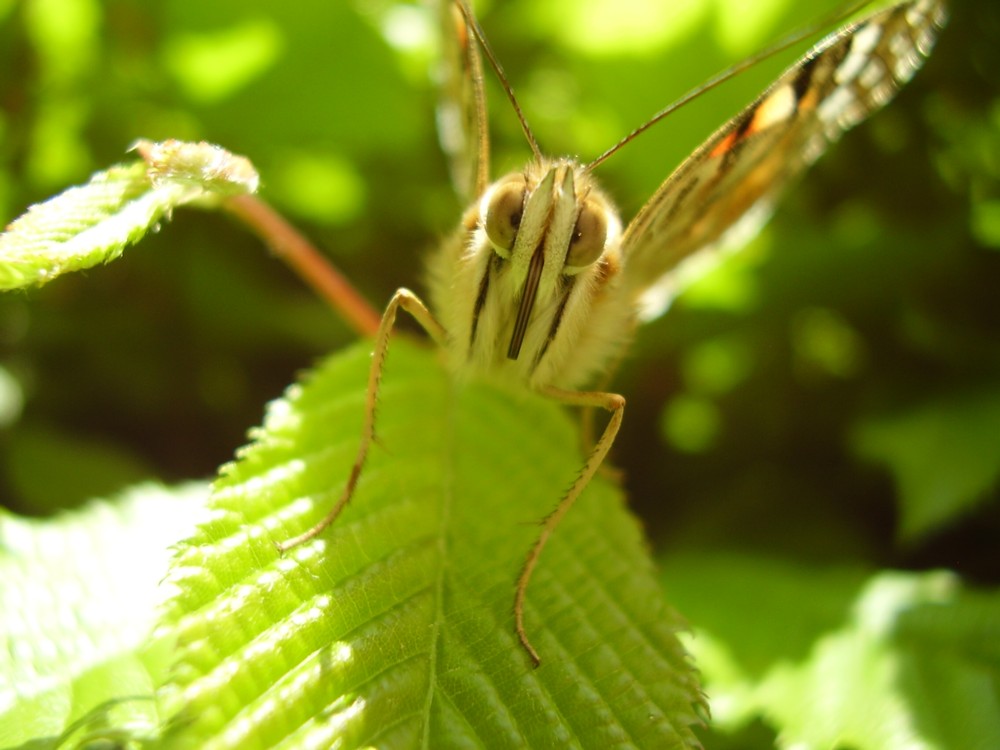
[622,0,947,321]
[436,0,490,204]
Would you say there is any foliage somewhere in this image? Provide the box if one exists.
[0,483,207,748]
[159,341,699,749]
[2,340,701,748]
[1,0,997,748]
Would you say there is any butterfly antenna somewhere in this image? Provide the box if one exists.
[455,0,543,163]
[586,0,874,171]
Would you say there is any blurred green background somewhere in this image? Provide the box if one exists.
[0,0,996,597]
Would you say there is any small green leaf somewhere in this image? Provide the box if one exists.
[662,553,1000,750]
[853,387,1000,541]
[0,140,259,290]
[0,482,208,749]
[159,340,703,749]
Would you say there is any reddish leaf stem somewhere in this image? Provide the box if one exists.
[224,194,380,338]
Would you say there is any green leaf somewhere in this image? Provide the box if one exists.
[662,553,1000,750]
[159,340,703,749]
[0,140,259,291]
[0,482,208,749]
[853,387,1000,541]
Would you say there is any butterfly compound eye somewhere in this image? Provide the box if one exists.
[565,200,608,272]
[484,176,526,255]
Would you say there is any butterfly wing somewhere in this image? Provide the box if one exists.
[622,0,947,321]
[437,0,491,204]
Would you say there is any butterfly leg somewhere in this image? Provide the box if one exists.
[515,386,625,666]
[276,288,446,553]
[580,349,629,482]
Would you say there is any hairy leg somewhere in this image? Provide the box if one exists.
[514,386,625,666]
[276,288,446,553]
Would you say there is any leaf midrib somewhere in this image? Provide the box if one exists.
[420,368,457,749]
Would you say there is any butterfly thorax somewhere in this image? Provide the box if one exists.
[427,159,636,390]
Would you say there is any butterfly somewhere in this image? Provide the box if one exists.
[280,0,947,666]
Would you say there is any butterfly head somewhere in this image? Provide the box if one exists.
[477,160,621,359]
